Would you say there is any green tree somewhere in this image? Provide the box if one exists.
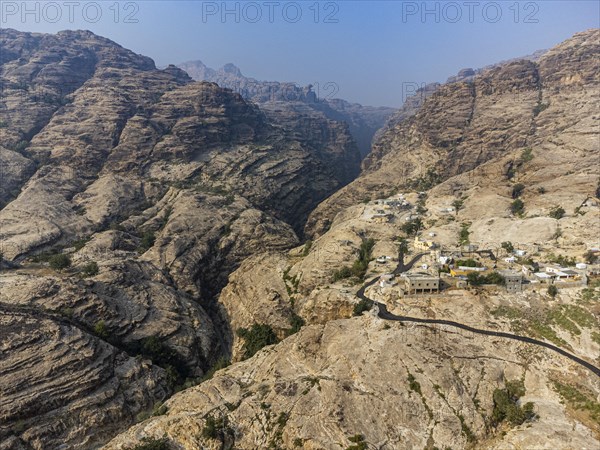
[237,324,279,360]
[49,253,71,271]
[547,284,558,298]
[501,241,514,253]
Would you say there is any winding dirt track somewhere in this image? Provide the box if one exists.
[356,251,600,378]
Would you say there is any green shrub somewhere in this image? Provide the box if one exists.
[520,147,534,162]
[128,436,171,450]
[237,324,279,360]
[332,266,353,282]
[346,434,367,450]
[583,250,598,264]
[201,415,232,441]
[94,320,109,339]
[138,231,156,253]
[49,253,71,271]
[467,271,505,286]
[452,198,464,213]
[286,313,305,336]
[302,240,313,257]
[510,199,525,216]
[455,258,480,267]
[511,183,525,199]
[407,373,421,394]
[353,298,373,316]
[201,356,230,382]
[547,284,558,298]
[492,379,536,427]
[81,261,99,277]
[501,241,514,253]
[549,206,565,220]
[458,223,470,245]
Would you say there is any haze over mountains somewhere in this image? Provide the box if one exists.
[178,60,397,158]
[0,27,598,450]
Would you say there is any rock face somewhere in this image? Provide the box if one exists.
[178,60,396,158]
[0,28,361,449]
[305,29,599,238]
[104,316,600,450]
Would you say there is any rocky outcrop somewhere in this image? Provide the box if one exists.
[104,316,600,450]
[178,60,396,157]
[305,29,599,238]
[0,304,170,450]
[0,28,361,449]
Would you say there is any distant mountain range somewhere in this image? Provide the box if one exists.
[178,60,397,158]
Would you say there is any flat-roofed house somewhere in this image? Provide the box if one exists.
[403,272,440,294]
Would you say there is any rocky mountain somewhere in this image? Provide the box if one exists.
[1,27,599,450]
[305,29,600,238]
[0,28,362,449]
[105,29,600,450]
[178,60,396,158]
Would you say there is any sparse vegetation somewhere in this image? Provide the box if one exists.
[549,206,565,220]
[458,223,470,245]
[49,253,71,271]
[547,253,576,267]
[237,324,279,360]
[346,434,368,450]
[138,231,156,253]
[353,298,373,316]
[94,320,110,339]
[80,261,99,277]
[407,167,441,191]
[201,414,233,442]
[201,356,230,382]
[491,380,536,427]
[285,312,305,336]
[520,147,534,163]
[553,381,600,423]
[127,436,171,450]
[501,241,514,253]
[455,258,480,268]
[332,238,375,282]
[510,199,525,216]
[302,239,313,257]
[401,217,423,236]
[511,183,525,199]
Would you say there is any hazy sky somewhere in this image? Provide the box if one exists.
[2,1,598,106]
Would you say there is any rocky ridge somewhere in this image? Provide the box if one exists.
[178,60,396,158]
[0,28,361,449]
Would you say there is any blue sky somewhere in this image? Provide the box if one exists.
[2,1,598,106]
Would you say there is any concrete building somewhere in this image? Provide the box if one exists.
[500,270,523,293]
[403,272,440,294]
